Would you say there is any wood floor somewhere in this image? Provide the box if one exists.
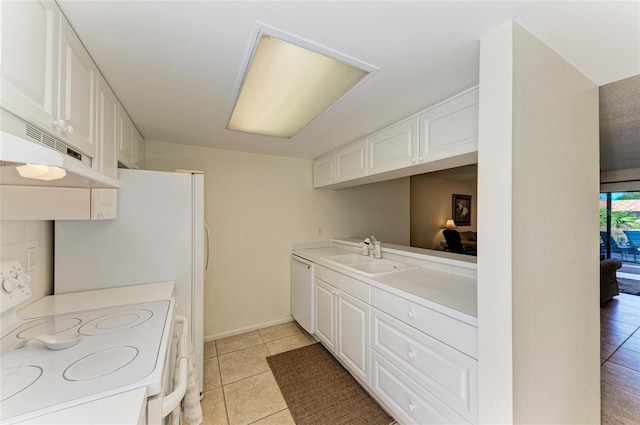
[601,292,640,424]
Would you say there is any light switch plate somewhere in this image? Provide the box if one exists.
[26,247,37,271]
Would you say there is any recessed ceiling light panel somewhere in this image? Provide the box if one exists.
[228,25,378,138]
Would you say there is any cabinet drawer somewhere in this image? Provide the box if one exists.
[371,352,469,425]
[315,265,369,302]
[372,309,477,422]
[371,286,477,358]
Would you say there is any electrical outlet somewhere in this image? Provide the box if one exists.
[26,247,37,271]
[317,227,324,236]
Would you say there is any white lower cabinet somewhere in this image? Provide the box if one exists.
[310,262,478,424]
[314,276,370,384]
[372,352,469,425]
[371,308,477,422]
[336,290,370,383]
[315,278,337,352]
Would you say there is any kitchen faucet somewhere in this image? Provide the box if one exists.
[362,236,382,258]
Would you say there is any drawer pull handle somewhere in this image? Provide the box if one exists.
[407,350,415,360]
[407,310,415,319]
[408,402,416,413]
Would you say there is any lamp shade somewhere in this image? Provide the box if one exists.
[445,219,457,229]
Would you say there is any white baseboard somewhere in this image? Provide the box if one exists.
[205,316,295,342]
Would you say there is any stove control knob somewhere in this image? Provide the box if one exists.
[16,273,31,287]
[2,278,19,293]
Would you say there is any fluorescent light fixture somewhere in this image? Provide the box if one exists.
[228,29,376,138]
[16,164,67,181]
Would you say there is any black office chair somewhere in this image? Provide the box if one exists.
[443,229,466,254]
[443,229,477,256]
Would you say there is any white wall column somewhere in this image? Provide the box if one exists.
[477,21,600,424]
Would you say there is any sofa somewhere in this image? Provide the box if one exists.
[459,231,477,249]
[600,259,621,306]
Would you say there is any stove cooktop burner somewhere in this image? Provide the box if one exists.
[0,366,43,402]
[17,318,82,340]
[64,346,139,381]
[79,309,153,336]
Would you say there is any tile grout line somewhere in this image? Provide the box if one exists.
[246,408,289,425]
[213,340,232,425]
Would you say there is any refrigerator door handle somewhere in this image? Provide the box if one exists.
[204,223,211,273]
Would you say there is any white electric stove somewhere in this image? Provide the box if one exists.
[0,260,185,424]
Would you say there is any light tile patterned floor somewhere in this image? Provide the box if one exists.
[601,293,640,424]
[200,321,315,425]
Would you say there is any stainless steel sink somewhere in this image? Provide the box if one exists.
[323,254,417,276]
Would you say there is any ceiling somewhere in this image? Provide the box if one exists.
[600,75,640,171]
[57,1,640,160]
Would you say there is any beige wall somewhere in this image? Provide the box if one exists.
[478,21,600,423]
[145,140,410,339]
[410,173,477,250]
[0,220,54,308]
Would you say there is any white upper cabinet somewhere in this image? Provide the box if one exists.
[117,109,145,170]
[118,108,135,167]
[313,154,335,188]
[336,139,367,182]
[1,2,97,158]
[419,87,479,163]
[134,130,145,170]
[1,0,144,177]
[95,77,118,178]
[92,76,119,220]
[57,15,97,157]
[367,118,418,175]
[312,86,478,189]
[1,1,59,131]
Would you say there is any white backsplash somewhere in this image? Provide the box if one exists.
[0,220,54,308]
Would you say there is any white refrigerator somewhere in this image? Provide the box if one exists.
[54,169,206,395]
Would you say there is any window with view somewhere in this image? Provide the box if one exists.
[600,191,640,263]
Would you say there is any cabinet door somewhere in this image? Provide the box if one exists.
[58,15,97,157]
[91,76,119,220]
[1,0,59,131]
[133,130,145,170]
[313,155,335,188]
[95,76,118,178]
[314,278,336,353]
[336,290,370,384]
[118,109,135,167]
[419,87,478,163]
[368,118,418,175]
[336,139,366,182]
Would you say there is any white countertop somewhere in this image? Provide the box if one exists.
[293,243,477,325]
[19,281,175,318]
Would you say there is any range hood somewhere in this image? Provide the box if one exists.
[0,109,123,189]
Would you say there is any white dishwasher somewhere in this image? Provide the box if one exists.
[291,254,314,334]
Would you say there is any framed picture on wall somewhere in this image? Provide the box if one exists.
[452,194,472,226]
